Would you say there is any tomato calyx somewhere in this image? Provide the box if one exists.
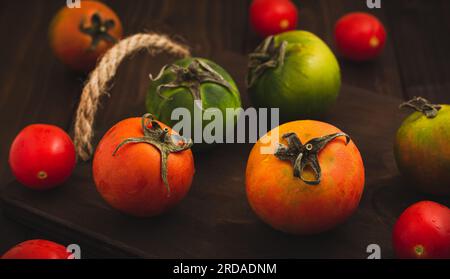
[275,132,350,185]
[399,96,441,119]
[246,36,287,88]
[150,59,233,109]
[79,13,118,50]
[112,114,193,196]
[414,244,426,257]
[37,171,48,180]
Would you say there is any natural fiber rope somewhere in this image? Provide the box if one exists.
[74,33,191,161]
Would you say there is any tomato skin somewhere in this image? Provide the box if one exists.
[250,0,298,37]
[93,118,195,217]
[248,30,341,121]
[394,105,450,196]
[49,1,123,72]
[393,201,450,259]
[334,12,386,61]
[9,124,76,190]
[146,57,242,152]
[246,120,365,235]
[2,240,71,259]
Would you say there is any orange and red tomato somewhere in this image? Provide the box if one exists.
[246,120,365,235]
[49,0,123,72]
[93,115,195,217]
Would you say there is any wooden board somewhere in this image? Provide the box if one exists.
[3,81,448,259]
[1,0,450,258]
[384,0,450,102]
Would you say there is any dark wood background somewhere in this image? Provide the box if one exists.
[0,0,449,257]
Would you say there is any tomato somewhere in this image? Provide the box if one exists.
[9,124,76,190]
[394,97,450,196]
[246,120,365,234]
[2,240,71,259]
[247,31,341,121]
[146,57,242,151]
[393,201,450,259]
[93,114,195,217]
[250,0,298,37]
[49,0,123,72]
[334,12,386,61]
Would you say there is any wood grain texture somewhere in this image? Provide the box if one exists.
[385,0,450,102]
[0,0,449,258]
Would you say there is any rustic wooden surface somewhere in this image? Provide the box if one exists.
[0,0,449,258]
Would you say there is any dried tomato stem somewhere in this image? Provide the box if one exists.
[275,132,350,185]
[79,13,117,50]
[149,59,233,105]
[112,114,193,196]
[246,36,287,88]
[399,96,441,119]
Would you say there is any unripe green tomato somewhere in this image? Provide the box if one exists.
[247,30,341,121]
[146,57,242,151]
[395,101,450,196]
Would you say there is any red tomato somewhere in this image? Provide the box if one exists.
[393,201,450,259]
[2,240,71,259]
[250,0,298,37]
[93,115,195,217]
[334,12,386,61]
[9,124,76,190]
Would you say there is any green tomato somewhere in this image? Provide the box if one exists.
[146,57,242,151]
[394,98,450,196]
[247,30,341,121]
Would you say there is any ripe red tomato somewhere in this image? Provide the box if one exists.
[334,12,386,61]
[93,115,195,217]
[9,124,76,190]
[49,0,123,72]
[250,0,298,37]
[393,201,450,259]
[2,240,71,259]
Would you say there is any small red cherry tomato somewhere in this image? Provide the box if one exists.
[250,0,298,37]
[392,201,450,259]
[334,12,386,61]
[9,124,76,190]
[2,240,71,259]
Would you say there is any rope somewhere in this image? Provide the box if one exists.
[73,33,191,161]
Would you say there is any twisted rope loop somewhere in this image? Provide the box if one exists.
[74,33,191,161]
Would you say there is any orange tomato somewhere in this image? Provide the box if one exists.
[49,0,123,72]
[93,115,195,217]
[246,120,365,235]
